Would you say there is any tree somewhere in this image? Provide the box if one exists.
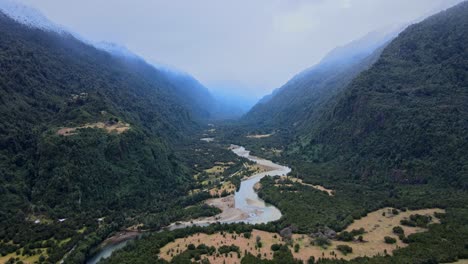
[384,236,397,244]
[393,226,404,235]
[294,243,300,253]
[336,245,353,255]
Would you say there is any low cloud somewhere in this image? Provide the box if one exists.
[17,0,465,97]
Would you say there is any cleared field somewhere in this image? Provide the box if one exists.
[209,181,236,196]
[0,251,47,264]
[205,165,229,175]
[451,260,468,264]
[276,176,335,196]
[291,207,444,262]
[160,207,444,263]
[160,229,281,263]
[196,164,231,187]
[57,121,130,136]
[240,163,270,176]
[246,133,273,139]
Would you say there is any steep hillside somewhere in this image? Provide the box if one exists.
[242,29,399,133]
[0,9,248,263]
[0,7,207,255]
[162,69,218,120]
[295,1,468,188]
[97,42,219,121]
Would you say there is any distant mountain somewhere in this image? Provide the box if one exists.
[294,1,468,188]
[253,87,280,106]
[95,42,222,121]
[207,80,263,119]
[94,41,141,60]
[242,27,401,133]
[161,69,218,120]
[0,0,225,122]
[102,43,247,121]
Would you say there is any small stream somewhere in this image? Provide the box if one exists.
[86,145,290,263]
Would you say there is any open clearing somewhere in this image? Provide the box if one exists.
[209,181,237,196]
[57,121,130,136]
[276,176,335,196]
[0,251,47,264]
[231,162,272,179]
[451,260,468,264]
[160,207,444,263]
[168,195,248,229]
[246,133,273,139]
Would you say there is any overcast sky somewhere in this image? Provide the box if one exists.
[17,0,465,97]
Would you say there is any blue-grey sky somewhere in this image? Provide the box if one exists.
[16,0,465,97]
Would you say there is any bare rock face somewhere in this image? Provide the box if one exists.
[280,225,298,240]
[310,226,337,240]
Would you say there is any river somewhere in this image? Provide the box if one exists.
[231,145,290,224]
[86,145,290,264]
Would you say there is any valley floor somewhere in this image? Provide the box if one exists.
[159,207,443,263]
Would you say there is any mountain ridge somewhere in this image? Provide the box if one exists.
[292,0,468,188]
[242,28,400,134]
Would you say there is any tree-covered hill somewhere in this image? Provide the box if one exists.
[294,0,468,189]
[97,43,220,122]
[0,6,237,233]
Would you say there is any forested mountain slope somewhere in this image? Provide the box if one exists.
[0,9,245,262]
[294,1,468,188]
[242,29,399,133]
[97,43,220,121]
[0,5,241,241]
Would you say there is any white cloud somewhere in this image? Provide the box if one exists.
[341,0,352,9]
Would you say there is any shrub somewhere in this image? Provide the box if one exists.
[401,214,432,228]
[294,243,300,253]
[336,245,353,255]
[337,228,365,241]
[271,244,281,251]
[218,245,240,254]
[187,244,196,250]
[308,256,316,264]
[314,237,331,248]
[393,226,404,235]
[384,236,397,244]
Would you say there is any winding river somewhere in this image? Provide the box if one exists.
[86,145,290,264]
[231,145,290,224]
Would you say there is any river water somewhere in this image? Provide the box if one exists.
[87,145,290,264]
[231,145,290,224]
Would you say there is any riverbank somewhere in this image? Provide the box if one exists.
[87,144,289,263]
[170,145,289,227]
[167,195,247,230]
